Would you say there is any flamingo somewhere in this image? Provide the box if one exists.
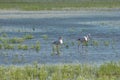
[52,36,63,55]
[52,36,63,45]
[77,34,91,53]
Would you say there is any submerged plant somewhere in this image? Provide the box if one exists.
[17,44,28,50]
[92,40,99,46]
[0,44,2,49]
[1,33,7,37]
[9,37,25,43]
[0,38,9,44]
[82,42,88,46]
[23,34,34,40]
[3,44,14,49]
[32,27,35,31]
[35,41,41,52]
[104,41,110,47]
[42,34,48,40]
[71,41,75,46]
[64,42,69,49]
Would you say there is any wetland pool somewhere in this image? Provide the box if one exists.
[0,10,120,65]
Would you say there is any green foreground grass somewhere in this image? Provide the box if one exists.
[0,1,120,10]
[0,62,120,80]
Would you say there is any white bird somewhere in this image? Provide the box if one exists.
[77,34,90,43]
[52,36,63,45]
[77,34,91,52]
[52,36,63,55]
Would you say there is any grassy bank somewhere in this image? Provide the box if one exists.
[0,1,120,10]
[0,62,120,80]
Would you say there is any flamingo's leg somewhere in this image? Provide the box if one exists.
[56,45,60,55]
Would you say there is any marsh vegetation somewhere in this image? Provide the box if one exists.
[0,10,120,77]
[0,33,40,51]
[0,1,120,79]
[0,0,120,10]
[0,62,120,80]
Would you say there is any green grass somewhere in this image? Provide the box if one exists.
[97,62,120,77]
[0,1,120,10]
[0,62,120,80]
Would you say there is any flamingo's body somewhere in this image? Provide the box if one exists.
[53,37,63,45]
[52,37,63,55]
[77,34,91,53]
[77,35,90,43]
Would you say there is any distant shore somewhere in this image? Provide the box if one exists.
[0,8,120,19]
[0,1,120,11]
[0,7,120,11]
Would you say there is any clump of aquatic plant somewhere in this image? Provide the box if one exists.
[71,41,75,46]
[42,34,48,40]
[0,37,2,42]
[9,37,25,43]
[17,44,28,50]
[92,40,99,46]
[1,33,7,37]
[3,44,14,49]
[34,41,41,52]
[23,34,34,40]
[82,42,89,46]
[63,42,69,49]
[103,41,110,46]
[0,44,2,49]
[65,44,69,49]
[32,27,35,31]
[30,45,35,49]
[0,38,9,44]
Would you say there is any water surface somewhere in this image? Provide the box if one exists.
[0,10,120,65]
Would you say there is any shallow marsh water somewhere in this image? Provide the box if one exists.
[0,10,120,65]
